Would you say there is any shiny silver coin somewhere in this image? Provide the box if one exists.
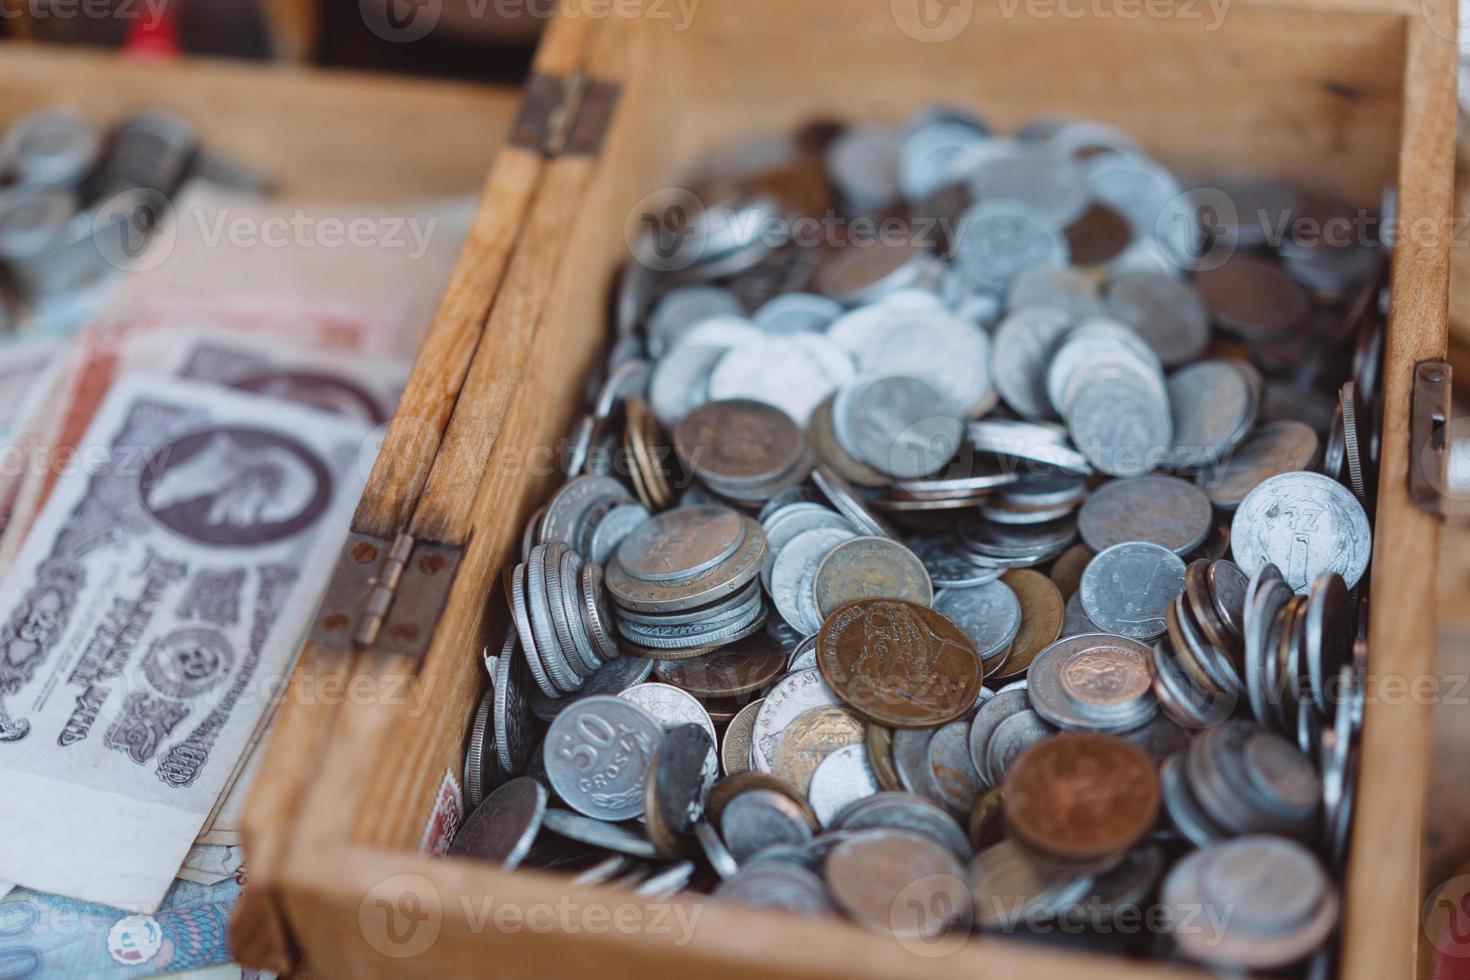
[1243,564,1293,727]
[1027,632,1158,733]
[510,563,560,701]
[645,284,745,357]
[750,668,841,771]
[696,820,740,879]
[587,502,652,566]
[1080,542,1187,641]
[614,577,762,627]
[833,374,963,479]
[959,513,1077,561]
[833,791,972,861]
[714,862,834,915]
[540,475,633,552]
[618,682,718,746]
[1166,360,1259,471]
[449,777,547,868]
[786,634,819,672]
[985,709,1055,780]
[1231,471,1372,592]
[464,688,503,810]
[720,788,815,861]
[968,418,1092,475]
[807,743,882,827]
[934,580,1022,661]
[1062,362,1173,479]
[707,332,855,428]
[616,603,768,652]
[770,525,859,633]
[1047,319,1165,412]
[834,304,995,419]
[812,465,895,538]
[951,199,1069,293]
[554,548,604,673]
[1104,271,1209,367]
[527,544,587,692]
[968,687,1031,784]
[890,727,949,809]
[1078,477,1212,556]
[494,630,533,775]
[544,695,663,821]
[754,292,844,334]
[530,654,654,722]
[541,808,660,859]
[761,504,855,590]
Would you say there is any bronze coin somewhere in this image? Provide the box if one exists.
[968,786,1007,852]
[1065,201,1132,267]
[1048,543,1093,601]
[989,569,1064,683]
[864,723,905,792]
[1193,254,1310,340]
[675,398,805,487]
[771,705,866,795]
[654,629,787,698]
[816,598,983,729]
[1184,560,1243,666]
[1002,733,1160,866]
[721,699,763,775]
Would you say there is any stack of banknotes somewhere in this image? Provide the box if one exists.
[0,176,472,977]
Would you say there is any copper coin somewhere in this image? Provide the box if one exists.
[1002,733,1160,865]
[721,699,763,776]
[989,569,1065,682]
[675,398,806,486]
[816,598,983,728]
[825,828,972,939]
[1064,201,1132,267]
[1193,255,1310,340]
[1047,543,1093,601]
[654,629,787,698]
[771,705,866,795]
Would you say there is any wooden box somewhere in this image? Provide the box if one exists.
[233,2,1457,978]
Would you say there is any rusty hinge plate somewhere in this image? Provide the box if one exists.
[1409,359,1451,517]
[510,71,620,158]
[308,531,462,658]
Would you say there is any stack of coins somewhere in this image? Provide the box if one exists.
[604,506,769,657]
[454,108,1388,974]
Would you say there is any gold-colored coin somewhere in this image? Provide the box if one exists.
[627,396,674,507]
[989,569,1064,683]
[968,786,1006,852]
[771,705,866,796]
[1048,543,1093,601]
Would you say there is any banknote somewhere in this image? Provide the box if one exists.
[0,876,244,979]
[0,375,368,911]
[0,335,69,446]
[176,845,243,887]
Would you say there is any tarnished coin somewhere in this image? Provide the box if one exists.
[967,687,1031,785]
[645,724,718,856]
[891,727,948,808]
[1077,475,1213,555]
[1027,633,1157,733]
[720,788,816,861]
[833,374,962,479]
[1061,590,1099,637]
[1105,271,1209,367]
[762,503,855,589]
[721,698,763,776]
[541,808,659,859]
[864,723,904,792]
[1195,420,1320,510]
[969,838,1095,930]
[771,705,866,795]
[588,502,651,567]
[619,682,718,746]
[984,709,1054,781]
[927,719,983,812]
[530,654,653,722]
[544,696,663,821]
[449,777,547,868]
[1167,361,1258,470]
[1006,265,1101,319]
[1048,543,1093,601]
[674,398,807,491]
[541,475,633,551]
[988,570,1064,682]
[934,580,1022,663]
[714,862,834,915]
[605,516,766,613]
[654,629,786,698]
[834,791,972,860]
[817,598,984,728]
[1193,254,1311,340]
[493,630,533,775]
[808,743,882,826]
[615,505,746,583]
[751,668,842,771]
[813,536,933,620]
[1080,542,1187,641]
[809,393,891,487]
[1231,471,1371,592]
[1003,733,1160,865]
[771,525,859,633]
[825,828,971,939]
[812,464,896,538]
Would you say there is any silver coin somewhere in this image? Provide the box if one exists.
[1063,362,1173,479]
[833,791,972,861]
[836,307,995,419]
[834,374,962,479]
[900,116,990,200]
[1077,475,1213,555]
[696,820,740,879]
[1061,590,1099,637]
[966,141,1090,227]
[618,682,718,746]
[807,743,881,826]
[812,465,896,538]
[541,808,659,859]
[646,284,745,357]
[959,513,1077,561]
[555,549,603,673]
[494,629,533,775]
[1005,265,1102,319]
[750,668,841,771]
[604,517,766,614]
[530,654,654,722]
[615,577,763,627]
[588,502,652,565]
[952,199,1069,293]
[984,709,1054,780]
[617,604,768,651]
[889,727,949,809]
[510,563,559,701]
[464,688,500,810]
[911,536,1006,589]
[825,124,903,212]
[1167,361,1258,470]
[714,862,834,915]
[1159,752,1226,846]
[615,506,746,584]
[770,526,858,632]
[720,789,815,862]
[1105,271,1210,367]
[990,306,1075,421]
[707,333,855,427]
[967,688,1031,784]
[761,504,854,590]
[527,545,586,692]
[968,418,1092,475]
[813,536,933,620]
[926,719,982,812]
[1231,471,1371,592]
[1152,635,1233,730]
[1047,319,1165,414]
[1027,632,1157,733]
[970,838,1095,929]
[540,475,632,551]
[543,695,663,821]
[449,777,546,868]
[0,109,101,189]
[933,580,1022,662]
[1080,542,1187,641]
[753,292,844,334]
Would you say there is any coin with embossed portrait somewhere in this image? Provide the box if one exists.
[813,536,933,621]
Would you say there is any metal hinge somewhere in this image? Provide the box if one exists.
[309,530,463,658]
[1409,359,1451,517]
[510,71,621,157]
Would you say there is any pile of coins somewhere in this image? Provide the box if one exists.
[454,108,1386,975]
